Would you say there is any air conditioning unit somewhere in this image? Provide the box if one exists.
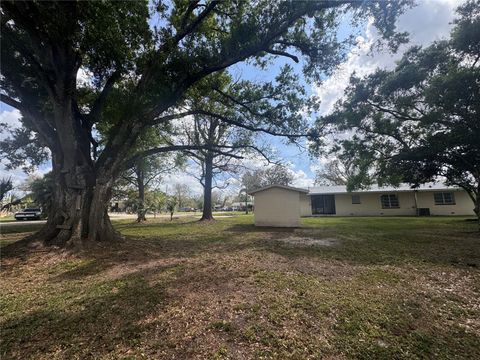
[417,208,430,216]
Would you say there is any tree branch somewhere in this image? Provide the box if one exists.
[0,94,23,111]
[266,48,299,63]
[222,144,279,165]
[192,109,308,138]
[365,100,420,122]
[124,144,244,169]
[212,87,264,117]
[173,0,219,46]
[150,110,198,126]
[87,70,122,125]
[180,0,201,29]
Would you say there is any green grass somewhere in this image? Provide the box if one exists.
[0,223,45,235]
[1,215,479,359]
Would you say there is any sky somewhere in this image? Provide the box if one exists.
[0,0,464,197]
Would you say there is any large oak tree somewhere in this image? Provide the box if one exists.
[312,0,480,220]
[1,0,409,246]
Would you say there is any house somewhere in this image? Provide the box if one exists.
[249,183,475,227]
[304,183,474,217]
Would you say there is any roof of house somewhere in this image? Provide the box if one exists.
[308,182,461,195]
[248,184,310,195]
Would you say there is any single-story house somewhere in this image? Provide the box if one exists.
[249,183,475,227]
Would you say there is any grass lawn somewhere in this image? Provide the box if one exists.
[1,215,479,359]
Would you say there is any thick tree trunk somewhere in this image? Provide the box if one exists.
[23,61,121,246]
[28,95,123,247]
[136,168,147,222]
[200,153,214,221]
[28,158,122,247]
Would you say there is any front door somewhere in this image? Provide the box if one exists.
[311,195,336,215]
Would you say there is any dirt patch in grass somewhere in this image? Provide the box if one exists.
[276,236,340,247]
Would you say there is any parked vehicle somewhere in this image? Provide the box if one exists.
[14,208,42,221]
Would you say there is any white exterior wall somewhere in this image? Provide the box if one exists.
[334,192,417,216]
[307,190,474,217]
[253,187,302,227]
[417,190,474,216]
[300,193,312,216]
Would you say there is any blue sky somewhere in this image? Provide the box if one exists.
[0,0,463,195]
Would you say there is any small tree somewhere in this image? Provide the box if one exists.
[0,177,13,203]
[314,157,358,186]
[239,188,250,214]
[166,196,177,221]
[29,173,54,217]
[173,184,191,210]
[241,164,294,192]
[149,190,167,218]
[119,154,180,222]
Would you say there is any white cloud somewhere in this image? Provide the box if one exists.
[315,0,463,115]
[0,108,21,140]
[76,68,94,87]
[162,171,203,196]
[290,168,314,189]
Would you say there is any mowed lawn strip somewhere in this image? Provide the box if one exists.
[1,215,479,359]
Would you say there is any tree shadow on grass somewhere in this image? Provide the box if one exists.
[46,233,257,282]
[114,220,193,231]
[226,223,296,233]
[0,236,53,268]
[50,259,113,281]
[1,270,174,359]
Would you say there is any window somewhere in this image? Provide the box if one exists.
[352,195,361,204]
[434,192,455,205]
[380,194,399,209]
[311,195,336,215]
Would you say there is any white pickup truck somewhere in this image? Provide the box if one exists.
[14,208,43,221]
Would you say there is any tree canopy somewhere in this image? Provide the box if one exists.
[242,164,295,192]
[312,0,480,218]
